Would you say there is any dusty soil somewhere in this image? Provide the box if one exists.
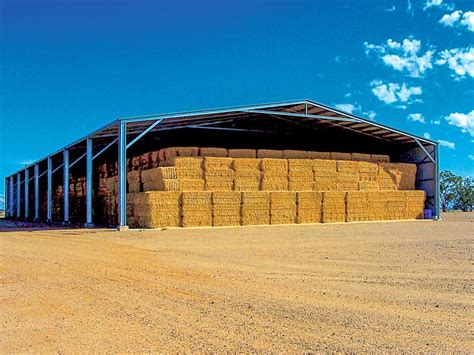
[1,213,473,352]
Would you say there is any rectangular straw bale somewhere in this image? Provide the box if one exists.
[162,147,179,166]
[142,167,177,181]
[307,151,331,159]
[394,163,417,190]
[371,154,390,163]
[322,191,346,223]
[213,214,241,227]
[351,153,372,161]
[228,149,257,158]
[257,149,283,158]
[337,160,360,172]
[313,180,337,191]
[174,157,203,179]
[150,151,160,168]
[283,150,308,159]
[346,191,368,222]
[231,158,261,170]
[234,169,260,178]
[312,159,337,174]
[205,179,234,191]
[358,181,379,191]
[135,191,181,205]
[204,157,233,169]
[358,161,378,173]
[270,192,296,224]
[176,146,199,157]
[270,191,296,208]
[242,191,270,205]
[330,152,352,160]
[260,158,288,172]
[212,191,242,205]
[234,177,261,191]
[200,147,228,157]
[158,149,166,164]
[261,178,289,191]
[181,191,212,205]
[241,209,270,225]
[127,170,141,193]
[179,179,205,191]
[241,192,270,225]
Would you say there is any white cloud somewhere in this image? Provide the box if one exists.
[445,110,474,136]
[408,113,426,123]
[371,81,423,105]
[423,132,431,139]
[461,11,474,32]
[436,47,474,78]
[432,119,441,125]
[423,0,454,11]
[438,139,456,149]
[407,0,414,16]
[468,154,474,160]
[20,160,35,166]
[364,111,377,119]
[439,10,462,26]
[335,103,356,114]
[364,37,434,77]
[439,10,474,31]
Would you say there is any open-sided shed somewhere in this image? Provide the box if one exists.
[4,100,439,228]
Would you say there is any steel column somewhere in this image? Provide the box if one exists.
[117,120,128,230]
[34,164,39,220]
[16,172,21,218]
[85,139,94,227]
[47,157,52,222]
[9,176,14,218]
[24,169,29,219]
[63,150,70,223]
[435,144,440,220]
[5,178,9,218]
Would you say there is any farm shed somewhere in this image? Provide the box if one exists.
[4,100,439,229]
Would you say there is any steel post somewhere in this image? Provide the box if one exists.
[117,120,128,230]
[435,144,440,220]
[47,157,52,222]
[34,164,39,220]
[63,150,70,223]
[16,172,21,218]
[24,169,29,219]
[85,139,94,227]
[5,177,9,218]
[9,176,14,218]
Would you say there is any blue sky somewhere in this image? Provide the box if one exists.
[1,0,473,209]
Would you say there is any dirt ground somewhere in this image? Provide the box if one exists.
[1,213,473,352]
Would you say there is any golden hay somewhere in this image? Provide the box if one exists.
[179,179,205,191]
[200,147,228,157]
[127,170,141,193]
[336,160,359,172]
[330,152,351,160]
[212,191,242,204]
[283,150,308,159]
[203,157,233,169]
[205,180,234,191]
[312,159,337,175]
[261,178,289,191]
[141,167,177,182]
[257,149,283,158]
[358,181,379,191]
[322,191,346,223]
[234,177,261,191]
[231,158,261,170]
[228,149,257,158]
[260,158,288,172]
[242,191,270,205]
[313,180,337,191]
[289,181,314,191]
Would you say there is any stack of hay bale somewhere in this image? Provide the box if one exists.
[283,150,308,159]
[336,161,359,191]
[405,190,426,219]
[212,191,241,226]
[346,191,368,222]
[288,159,314,191]
[128,191,181,228]
[297,191,323,223]
[232,158,261,191]
[228,149,256,158]
[260,159,288,191]
[270,191,297,224]
[200,147,227,157]
[174,157,205,191]
[322,191,346,223]
[241,191,270,225]
[313,159,337,190]
[204,157,234,191]
[181,191,212,227]
[358,161,379,191]
[378,163,416,190]
[127,170,141,193]
[141,167,179,191]
[382,191,407,220]
[366,191,385,221]
[257,149,283,158]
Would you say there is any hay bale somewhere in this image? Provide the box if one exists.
[234,177,261,191]
[127,170,142,193]
[261,178,288,191]
[150,151,160,168]
[351,153,372,161]
[130,191,181,228]
[378,162,416,190]
[173,157,204,179]
[257,149,283,158]
[212,191,241,226]
[181,191,212,227]
[346,191,368,222]
[405,190,425,219]
[289,181,314,191]
[270,192,296,224]
[358,181,379,191]
[228,149,257,158]
[231,158,261,170]
[283,150,308,159]
[289,159,314,190]
[307,151,331,159]
[370,154,390,163]
[176,146,199,157]
[297,191,323,224]
[260,158,288,172]
[313,180,337,191]
[241,191,270,225]
[200,147,228,157]
[179,179,205,191]
[330,152,351,160]
[162,147,179,166]
[322,191,346,223]
[312,159,337,177]
[204,157,233,169]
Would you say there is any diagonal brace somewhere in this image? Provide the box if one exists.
[93,138,118,160]
[126,118,163,149]
[415,139,436,164]
[241,109,360,123]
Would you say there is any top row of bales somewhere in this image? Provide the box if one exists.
[98,147,390,178]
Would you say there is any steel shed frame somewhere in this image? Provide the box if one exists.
[4,99,440,229]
